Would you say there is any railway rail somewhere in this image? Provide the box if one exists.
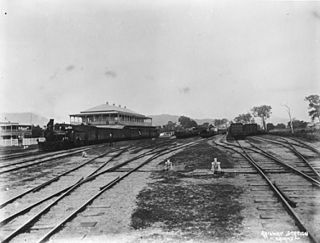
[267,135,320,155]
[0,144,111,175]
[0,139,176,209]
[0,149,41,161]
[250,136,320,181]
[0,138,201,242]
[213,136,320,243]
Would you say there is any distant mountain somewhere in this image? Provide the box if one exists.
[194,118,216,125]
[149,114,180,126]
[0,112,48,126]
[149,114,215,127]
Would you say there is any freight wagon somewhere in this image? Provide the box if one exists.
[227,123,258,139]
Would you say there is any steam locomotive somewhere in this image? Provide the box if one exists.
[38,119,159,151]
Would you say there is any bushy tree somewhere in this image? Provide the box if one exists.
[275,123,286,129]
[213,118,229,127]
[251,105,272,130]
[178,116,198,129]
[267,123,275,131]
[234,113,254,124]
[305,95,320,122]
[162,121,177,132]
[198,122,214,132]
[288,120,308,129]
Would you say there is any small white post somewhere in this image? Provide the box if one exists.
[217,161,222,172]
[164,159,169,171]
[211,158,217,173]
[211,158,222,174]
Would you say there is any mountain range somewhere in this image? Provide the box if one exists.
[149,114,215,127]
[0,113,49,126]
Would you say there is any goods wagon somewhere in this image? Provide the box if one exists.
[227,123,258,139]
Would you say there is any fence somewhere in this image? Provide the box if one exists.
[0,137,45,147]
[0,139,19,146]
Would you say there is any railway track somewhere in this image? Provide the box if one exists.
[212,136,320,243]
[265,135,320,155]
[0,139,200,242]
[0,144,113,175]
[250,136,320,180]
[0,140,176,208]
[0,150,41,161]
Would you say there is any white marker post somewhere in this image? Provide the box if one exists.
[211,158,217,174]
[165,159,170,171]
[169,160,173,170]
[211,158,222,174]
[217,161,222,173]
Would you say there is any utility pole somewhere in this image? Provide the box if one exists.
[282,104,294,134]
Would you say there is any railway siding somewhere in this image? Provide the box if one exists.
[0,136,319,242]
[0,139,195,242]
[218,136,320,242]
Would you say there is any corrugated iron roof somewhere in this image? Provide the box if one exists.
[75,103,150,119]
[95,125,125,129]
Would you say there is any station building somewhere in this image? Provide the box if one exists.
[0,122,32,146]
[69,102,153,128]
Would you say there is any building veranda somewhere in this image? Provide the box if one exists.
[69,102,153,128]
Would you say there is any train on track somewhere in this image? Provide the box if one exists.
[227,123,261,139]
[38,119,159,151]
[174,129,199,139]
[199,129,217,138]
[175,127,217,139]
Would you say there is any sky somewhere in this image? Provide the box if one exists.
[1,0,319,125]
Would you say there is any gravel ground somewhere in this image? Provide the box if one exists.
[1,137,318,243]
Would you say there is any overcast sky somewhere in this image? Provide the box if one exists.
[1,0,319,124]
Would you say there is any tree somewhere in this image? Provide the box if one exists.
[234,113,254,124]
[213,118,229,128]
[198,122,214,131]
[267,123,275,131]
[288,120,308,129]
[305,95,320,122]
[161,121,177,132]
[282,104,294,134]
[251,105,272,130]
[202,122,210,128]
[275,123,286,129]
[178,116,198,129]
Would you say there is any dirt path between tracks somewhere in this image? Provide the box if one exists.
[129,141,246,242]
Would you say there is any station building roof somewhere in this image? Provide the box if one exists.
[70,103,151,119]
